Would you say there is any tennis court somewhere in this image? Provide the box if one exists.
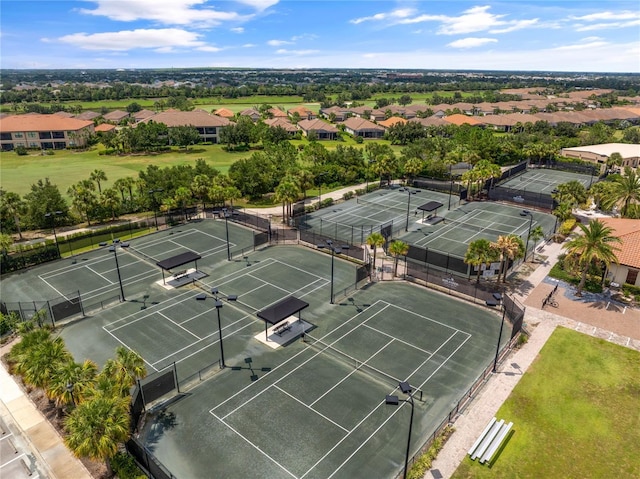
[140,280,507,479]
[498,167,595,193]
[403,202,556,258]
[301,187,455,244]
[101,253,335,376]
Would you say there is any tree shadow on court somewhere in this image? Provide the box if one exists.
[144,410,179,450]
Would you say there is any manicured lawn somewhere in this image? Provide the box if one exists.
[0,145,249,196]
[451,327,640,479]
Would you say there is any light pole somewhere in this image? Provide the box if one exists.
[448,166,454,210]
[148,188,163,231]
[520,210,534,262]
[404,189,417,232]
[195,288,238,369]
[365,159,377,196]
[222,208,231,261]
[317,172,328,208]
[386,381,415,479]
[44,210,62,258]
[66,382,76,406]
[317,240,348,304]
[108,240,126,301]
[493,304,507,372]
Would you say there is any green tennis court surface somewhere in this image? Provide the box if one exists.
[300,187,456,244]
[498,167,594,193]
[403,201,557,258]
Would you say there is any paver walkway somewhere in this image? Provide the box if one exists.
[426,240,640,478]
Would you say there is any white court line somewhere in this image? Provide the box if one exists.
[274,385,349,433]
[158,312,201,340]
[102,328,159,372]
[362,323,433,355]
[84,265,114,284]
[37,275,68,300]
[210,412,298,478]
[309,337,396,408]
[323,332,472,479]
[1,452,28,467]
[386,301,468,335]
[217,304,393,419]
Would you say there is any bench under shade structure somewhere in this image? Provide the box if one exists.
[156,251,202,285]
[416,201,444,225]
[256,296,309,341]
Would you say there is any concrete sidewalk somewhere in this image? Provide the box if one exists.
[0,347,91,479]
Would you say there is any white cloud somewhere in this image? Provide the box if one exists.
[78,0,248,27]
[350,8,416,25]
[490,19,539,34]
[574,19,640,32]
[231,27,245,34]
[571,11,640,22]
[52,28,208,51]
[236,0,279,11]
[291,33,318,41]
[435,6,508,35]
[448,37,498,49]
[243,43,257,48]
[552,37,610,51]
[275,49,319,56]
[268,39,294,46]
[197,46,223,52]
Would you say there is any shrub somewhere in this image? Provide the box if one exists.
[406,425,454,479]
[320,197,334,208]
[559,218,577,235]
[111,452,146,479]
[355,136,364,144]
[0,312,20,336]
[342,191,355,200]
[15,145,28,156]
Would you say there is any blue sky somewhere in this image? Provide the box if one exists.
[1,1,639,72]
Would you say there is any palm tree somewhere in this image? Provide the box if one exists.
[191,174,211,212]
[101,346,147,398]
[528,225,545,262]
[174,186,192,222]
[47,359,98,410]
[388,240,409,277]
[490,234,525,283]
[464,239,498,282]
[562,219,621,296]
[0,191,26,240]
[7,329,52,373]
[366,232,385,279]
[100,188,120,222]
[274,175,301,224]
[552,180,587,209]
[64,394,130,476]
[17,336,72,391]
[89,169,108,193]
[602,167,640,218]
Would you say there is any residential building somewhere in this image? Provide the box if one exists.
[0,114,95,150]
[319,106,350,122]
[75,111,100,121]
[102,110,130,122]
[600,218,640,287]
[560,143,640,170]
[214,108,235,119]
[297,119,339,140]
[378,117,407,129]
[268,107,288,119]
[341,117,385,139]
[287,106,316,120]
[263,118,298,136]
[138,109,232,144]
[239,109,261,121]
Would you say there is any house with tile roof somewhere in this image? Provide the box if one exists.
[443,114,485,127]
[102,110,130,122]
[239,109,261,122]
[407,116,450,128]
[75,111,100,121]
[319,106,350,122]
[94,123,116,133]
[133,109,156,121]
[599,218,640,287]
[214,108,235,119]
[263,118,299,136]
[268,107,289,119]
[378,117,407,129]
[0,114,95,150]
[297,119,339,140]
[139,109,232,144]
[341,117,385,139]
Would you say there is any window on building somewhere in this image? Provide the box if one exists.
[54,142,66,149]
[52,131,65,139]
[13,132,24,138]
[28,132,37,138]
[626,269,638,286]
[0,132,11,141]
[41,142,54,149]
[39,132,52,139]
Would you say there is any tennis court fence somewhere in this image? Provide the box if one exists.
[488,186,557,211]
[1,291,87,328]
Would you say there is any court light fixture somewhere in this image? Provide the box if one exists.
[520,210,534,262]
[108,240,126,301]
[385,382,416,479]
[44,210,63,258]
[220,208,239,261]
[317,172,328,208]
[317,240,349,304]
[195,288,238,369]
[405,189,418,232]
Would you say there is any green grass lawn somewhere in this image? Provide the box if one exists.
[0,144,249,196]
[451,327,640,479]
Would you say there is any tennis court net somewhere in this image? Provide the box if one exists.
[305,334,423,398]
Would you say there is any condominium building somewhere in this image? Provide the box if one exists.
[0,114,95,151]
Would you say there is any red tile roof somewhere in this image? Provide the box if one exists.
[0,114,94,132]
[139,109,231,127]
[95,123,116,132]
[443,114,484,126]
[598,218,640,269]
